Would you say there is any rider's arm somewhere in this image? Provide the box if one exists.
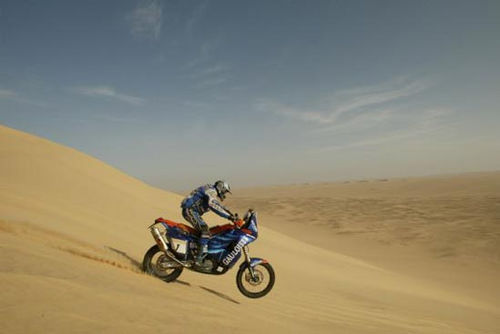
[205,189,232,219]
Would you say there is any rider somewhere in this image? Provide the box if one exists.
[181,180,236,266]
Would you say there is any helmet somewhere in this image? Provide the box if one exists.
[214,180,231,201]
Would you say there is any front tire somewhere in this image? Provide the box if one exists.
[142,245,183,282]
[236,262,275,298]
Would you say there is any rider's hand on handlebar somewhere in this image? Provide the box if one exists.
[230,213,242,228]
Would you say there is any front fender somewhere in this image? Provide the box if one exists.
[239,257,269,270]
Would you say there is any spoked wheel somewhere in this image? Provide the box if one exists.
[236,262,275,298]
[142,245,183,282]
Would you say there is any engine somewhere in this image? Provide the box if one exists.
[200,257,215,272]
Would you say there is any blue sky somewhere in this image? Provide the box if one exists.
[1,0,499,191]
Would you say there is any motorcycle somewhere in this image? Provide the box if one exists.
[142,209,275,298]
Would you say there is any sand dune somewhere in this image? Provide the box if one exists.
[1,124,499,333]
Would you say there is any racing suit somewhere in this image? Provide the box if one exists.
[181,184,233,263]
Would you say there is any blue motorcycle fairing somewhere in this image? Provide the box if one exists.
[160,222,195,240]
[160,222,256,269]
[245,214,258,238]
[217,232,256,268]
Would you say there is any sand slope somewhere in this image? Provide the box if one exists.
[1,124,499,333]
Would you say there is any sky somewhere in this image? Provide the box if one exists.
[1,0,499,192]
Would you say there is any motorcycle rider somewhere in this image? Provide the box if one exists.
[181,180,236,266]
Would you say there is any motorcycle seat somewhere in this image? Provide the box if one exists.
[155,218,197,235]
[209,224,234,235]
[155,218,234,236]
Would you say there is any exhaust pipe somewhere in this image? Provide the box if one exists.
[150,225,169,252]
[150,225,191,268]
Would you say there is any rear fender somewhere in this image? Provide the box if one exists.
[161,223,194,241]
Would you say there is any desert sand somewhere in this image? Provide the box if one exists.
[1,124,499,333]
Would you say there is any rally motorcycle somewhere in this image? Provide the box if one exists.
[143,209,275,298]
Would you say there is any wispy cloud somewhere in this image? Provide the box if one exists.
[195,76,229,88]
[198,64,229,77]
[187,63,230,78]
[255,77,455,153]
[186,1,208,36]
[313,108,454,152]
[127,0,163,40]
[329,79,429,118]
[73,86,145,105]
[0,88,48,107]
[258,78,431,125]
[256,100,333,123]
[184,38,222,69]
[0,89,16,99]
[313,108,397,134]
[89,113,146,124]
[188,63,231,88]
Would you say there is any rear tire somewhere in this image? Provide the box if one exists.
[236,262,275,298]
[142,245,183,282]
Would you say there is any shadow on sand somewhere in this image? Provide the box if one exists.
[199,286,240,304]
[105,246,239,304]
[105,246,143,270]
[174,279,192,286]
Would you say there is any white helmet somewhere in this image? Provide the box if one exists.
[214,180,231,201]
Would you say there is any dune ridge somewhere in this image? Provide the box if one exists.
[1,124,499,333]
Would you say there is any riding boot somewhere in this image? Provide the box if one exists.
[195,237,208,266]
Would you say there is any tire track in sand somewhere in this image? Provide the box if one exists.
[0,220,143,273]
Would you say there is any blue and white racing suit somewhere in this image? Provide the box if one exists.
[181,184,233,251]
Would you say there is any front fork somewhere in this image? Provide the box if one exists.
[243,246,257,280]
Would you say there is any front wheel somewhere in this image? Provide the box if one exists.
[142,245,183,282]
[236,262,275,298]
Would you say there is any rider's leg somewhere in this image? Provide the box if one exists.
[183,208,209,265]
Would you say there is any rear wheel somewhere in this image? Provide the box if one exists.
[236,262,275,298]
[142,245,183,282]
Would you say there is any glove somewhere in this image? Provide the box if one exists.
[230,214,242,228]
[230,213,239,223]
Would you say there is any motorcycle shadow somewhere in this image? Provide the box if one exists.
[173,280,240,304]
[105,246,240,304]
[199,286,240,305]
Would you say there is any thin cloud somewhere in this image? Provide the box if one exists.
[331,80,429,116]
[73,85,145,105]
[0,88,48,107]
[183,100,211,109]
[90,113,146,124]
[255,99,334,123]
[259,78,431,125]
[198,64,229,76]
[195,76,229,88]
[313,108,397,134]
[188,63,230,79]
[184,38,222,69]
[127,0,163,40]
[0,89,16,99]
[256,77,453,155]
[186,1,208,36]
[188,63,231,89]
[313,108,454,152]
